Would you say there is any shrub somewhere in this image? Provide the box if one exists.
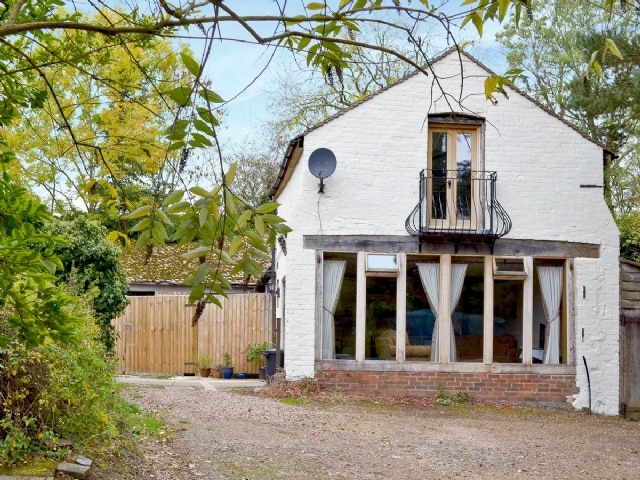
[243,341,271,367]
[0,297,125,464]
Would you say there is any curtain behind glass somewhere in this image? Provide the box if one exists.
[417,263,440,362]
[536,266,563,364]
[449,263,468,362]
[321,260,347,359]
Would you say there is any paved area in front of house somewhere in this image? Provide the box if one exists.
[116,374,266,391]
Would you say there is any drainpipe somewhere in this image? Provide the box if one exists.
[583,356,592,414]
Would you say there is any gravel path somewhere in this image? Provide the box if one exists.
[95,383,640,479]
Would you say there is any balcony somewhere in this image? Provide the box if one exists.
[405,169,511,247]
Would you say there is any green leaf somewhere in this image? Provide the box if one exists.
[193,119,215,136]
[191,261,211,285]
[181,52,201,76]
[228,235,244,256]
[498,0,509,21]
[196,107,219,126]
[306,2,326,10]
[168,141,186,151]
[134,230,151,248]
[189,132,213,147]
[297,36,312,53]
[592,60,603,78]
[604,38,622,59]
[472,12,484,36]
[484,76,499,98]
[165,86,193,107]
[125,205,152,219]
[199,207,209,227]
[129,217,151,232]
[188,283,205,303]
[223,189,237,213]
[182,246,211,259]
[152,222,168,242]
[255,202,279,214]
[165,201,191,214]
[190,186,216,198]
[162,190,185,207]
[224,162,237,187]
[254,214,265,236]
[198,88,224,103]
[155,209,173,225]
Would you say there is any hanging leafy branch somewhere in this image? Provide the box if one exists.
[0,0,623,341]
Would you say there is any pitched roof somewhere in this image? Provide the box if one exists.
[270,47,610,199]
[120,243,268,287]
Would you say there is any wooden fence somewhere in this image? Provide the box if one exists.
[112,294,274,375]
[620,259,640,420]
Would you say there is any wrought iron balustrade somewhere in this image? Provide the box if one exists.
[405,169,512,241]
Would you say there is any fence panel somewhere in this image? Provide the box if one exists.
[112,294,273,375]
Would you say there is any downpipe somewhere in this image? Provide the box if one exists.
[583,356,592,414]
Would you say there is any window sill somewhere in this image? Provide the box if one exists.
[316,359,576,375]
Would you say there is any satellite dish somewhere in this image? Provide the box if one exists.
[308,148,337,193]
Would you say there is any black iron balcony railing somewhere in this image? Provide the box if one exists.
[405,169,512,242]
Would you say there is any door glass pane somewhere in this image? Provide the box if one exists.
[493,280,523,363]
[325,254,356,360]
[453,258,484,363]
[533,260,565,364]
[431,132,448,220]
[456,133,472,220]
[406,259,437,363]
[366,276,396,360]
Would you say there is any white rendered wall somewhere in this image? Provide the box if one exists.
[274,51,620,414]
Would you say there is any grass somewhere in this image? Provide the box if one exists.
[120,401,166,437]
[280,397,309,405]
[0,458,58,476]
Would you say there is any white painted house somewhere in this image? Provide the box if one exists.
[269,48,620,415]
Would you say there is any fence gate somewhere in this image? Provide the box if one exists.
[112,294,273,376]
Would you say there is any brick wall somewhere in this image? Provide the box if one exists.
[316,369,577,405]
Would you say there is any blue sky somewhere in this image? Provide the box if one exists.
[184,1,509,148]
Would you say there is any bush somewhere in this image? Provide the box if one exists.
[0,298,125,464]
[243,341,271,367]
[43,216,129,352]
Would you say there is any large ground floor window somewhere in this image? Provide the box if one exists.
[320,252,567,365]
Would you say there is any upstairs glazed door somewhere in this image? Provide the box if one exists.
[427,126,478,230]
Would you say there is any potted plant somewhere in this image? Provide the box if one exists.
[221,352,234,379]
[197,354,212,377]
[211,363,223,379]
[244,341,271,380]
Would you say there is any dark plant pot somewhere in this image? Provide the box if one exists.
[235,372,248,379]
[221,367,234,379]
[259,366,266,380]
[199,367,211,378]
[211,369,222,379]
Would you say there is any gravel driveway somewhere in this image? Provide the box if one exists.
[95,380,640,479]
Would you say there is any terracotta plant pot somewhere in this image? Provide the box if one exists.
[199,367,211,378]
[211,369,222,379]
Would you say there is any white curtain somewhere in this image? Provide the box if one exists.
[449,264,468,362]
[537,266,563,364]
[418,262,467,362]
[321,260,347,359]
[417,263,441,362]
